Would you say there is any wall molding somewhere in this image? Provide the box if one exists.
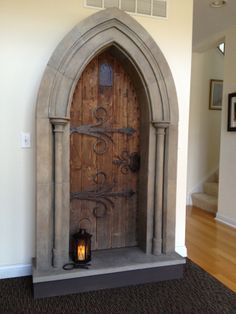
[0,263,32,279]
[215,213,236,229]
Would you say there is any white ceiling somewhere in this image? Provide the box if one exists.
[193,0,236,48]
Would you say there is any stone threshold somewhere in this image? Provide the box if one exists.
[32,247,185,298]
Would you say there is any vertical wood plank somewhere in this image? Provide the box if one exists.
[111,59,124,248]
[70,58,98,249]
[70,78,83,251]
[126,77,140,246]
[95,52,113,249]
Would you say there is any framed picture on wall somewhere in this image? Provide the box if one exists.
[227,92,236,131]
[209,79,223,110]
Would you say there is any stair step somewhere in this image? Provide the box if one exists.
[203,182,218,197]
[191,193,217,214]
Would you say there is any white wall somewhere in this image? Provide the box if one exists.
[187,48,224,203]
[217,26,236,228]
[0,0,193,274]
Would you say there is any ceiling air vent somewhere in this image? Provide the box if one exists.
[137,0,152,15]
[121,0,136,13]
[104,0,119,8]
[85,0,167,18]
[86,0,102,8]
[153,0,167,17]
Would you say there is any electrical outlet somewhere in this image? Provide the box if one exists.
[21,132,31,148]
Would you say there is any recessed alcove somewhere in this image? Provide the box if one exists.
[33,7,184,298]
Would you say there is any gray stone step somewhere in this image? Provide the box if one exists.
[203,182,218,197]
[191,193,217,214]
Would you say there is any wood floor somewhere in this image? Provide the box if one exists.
[186,206,236,293]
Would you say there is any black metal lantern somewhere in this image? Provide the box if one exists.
[72,229,92,265]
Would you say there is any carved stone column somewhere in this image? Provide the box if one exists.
[50,117,70,268]
[152,121,169,255]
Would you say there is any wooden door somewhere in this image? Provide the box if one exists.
[70,51,140,250]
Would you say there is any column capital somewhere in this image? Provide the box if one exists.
[50,117,70,125]
[50,117,70,133]
[152,121,170,129]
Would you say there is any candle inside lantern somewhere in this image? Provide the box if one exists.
[72,229,92,264]
[77,243,85,261]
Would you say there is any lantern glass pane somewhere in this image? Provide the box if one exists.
[77,240,86,261]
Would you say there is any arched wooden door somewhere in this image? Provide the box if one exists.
[70,50,140,250]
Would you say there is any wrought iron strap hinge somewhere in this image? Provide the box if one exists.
[70,107,136,154]
[70,172,136,218]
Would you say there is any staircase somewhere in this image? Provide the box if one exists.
[191,171,219,215]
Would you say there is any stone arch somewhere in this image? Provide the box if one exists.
[36,8,179,270]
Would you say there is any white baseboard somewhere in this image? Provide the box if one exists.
[215,214,236,229]
[175,245,187,257]
[0,263,32,279]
